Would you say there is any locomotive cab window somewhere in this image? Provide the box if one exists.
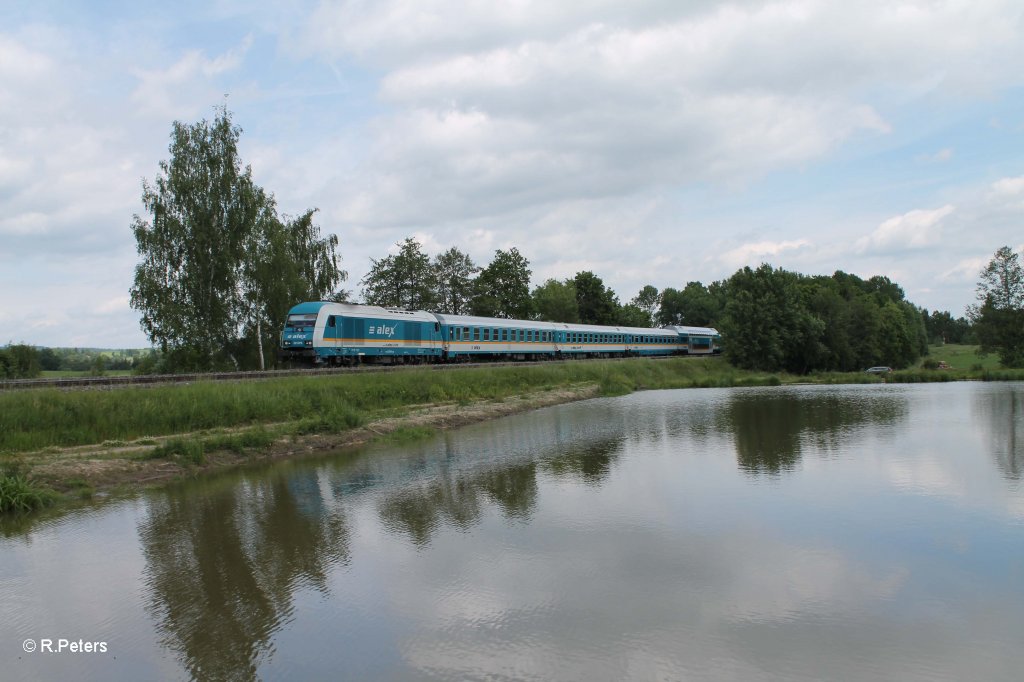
[286,314,318,328]
[326,316,336,328]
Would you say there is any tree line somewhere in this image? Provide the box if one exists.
[0,346,156,379]
[359,236,665,327]
[127,105,997,375]
[359,237,972,372]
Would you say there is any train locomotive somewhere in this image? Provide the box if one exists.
[279,301,721,366]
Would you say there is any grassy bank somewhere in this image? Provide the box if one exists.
[0,358,776,455]
[3,352,1021,514]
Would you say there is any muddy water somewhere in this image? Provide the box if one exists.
[3,382,1024,680]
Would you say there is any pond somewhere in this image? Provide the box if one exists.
[2,382,1023,680]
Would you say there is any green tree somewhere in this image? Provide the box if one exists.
[0,344,41,379]
[361,237,437,310]
[532,278,579,322]
[471,248,533,318]
[975,246,1024,310]
[628,285,659,326]
[130,106,342,371]
[924,310,972,344]
[38,347,61,371]
[241,209,344,369]
[574,271,619,325]
[617,304,652,328]
[658,281,720,326]
[970,246,1024,367]
[720,265,825,373]
[433,247,478,314]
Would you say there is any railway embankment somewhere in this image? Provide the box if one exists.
[1,357,783,513]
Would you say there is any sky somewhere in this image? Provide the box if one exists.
[1,0,1023,348]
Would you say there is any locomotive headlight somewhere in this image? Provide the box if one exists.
[304,340,313,346]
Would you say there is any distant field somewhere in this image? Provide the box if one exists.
[922,344,1002,371]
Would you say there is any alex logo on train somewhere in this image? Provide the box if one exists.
[370,325,397,338]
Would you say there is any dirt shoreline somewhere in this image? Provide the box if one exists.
[27,384,602,498]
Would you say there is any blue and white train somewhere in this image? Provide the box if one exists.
[279,301,721,365]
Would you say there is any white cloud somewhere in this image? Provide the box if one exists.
[718,239,813,270]
[941,257,988,283]
[991,175,1024,196]
[856,205,955,253]
[130,36,254,119]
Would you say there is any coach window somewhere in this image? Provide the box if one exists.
[484,328,490,341]
[449,328,454,340]
[473,328,480,341]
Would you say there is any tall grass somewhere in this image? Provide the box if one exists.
[0,358,765,453]
[0,463,54,513]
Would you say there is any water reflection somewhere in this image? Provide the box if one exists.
[719,389,907,474]
[376,428,621,545]
[138,470,350,681]
[4,384,1024,682]
[973,384,1024,480]
[543,437,621,483]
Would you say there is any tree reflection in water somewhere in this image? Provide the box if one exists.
[375,429,622,546]
[138,470,350,681]
[719,389,907,475]
[973,384,1024,480]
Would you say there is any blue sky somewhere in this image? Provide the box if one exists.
[2,0,1023,348]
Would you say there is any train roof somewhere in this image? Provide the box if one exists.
[289,302,438,324]
[663,325,720,335]
[434,314,675,336]
[433,313,560,330]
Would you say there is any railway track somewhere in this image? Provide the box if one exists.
[0,354,706,391]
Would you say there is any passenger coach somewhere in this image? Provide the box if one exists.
[280,302,719,365]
